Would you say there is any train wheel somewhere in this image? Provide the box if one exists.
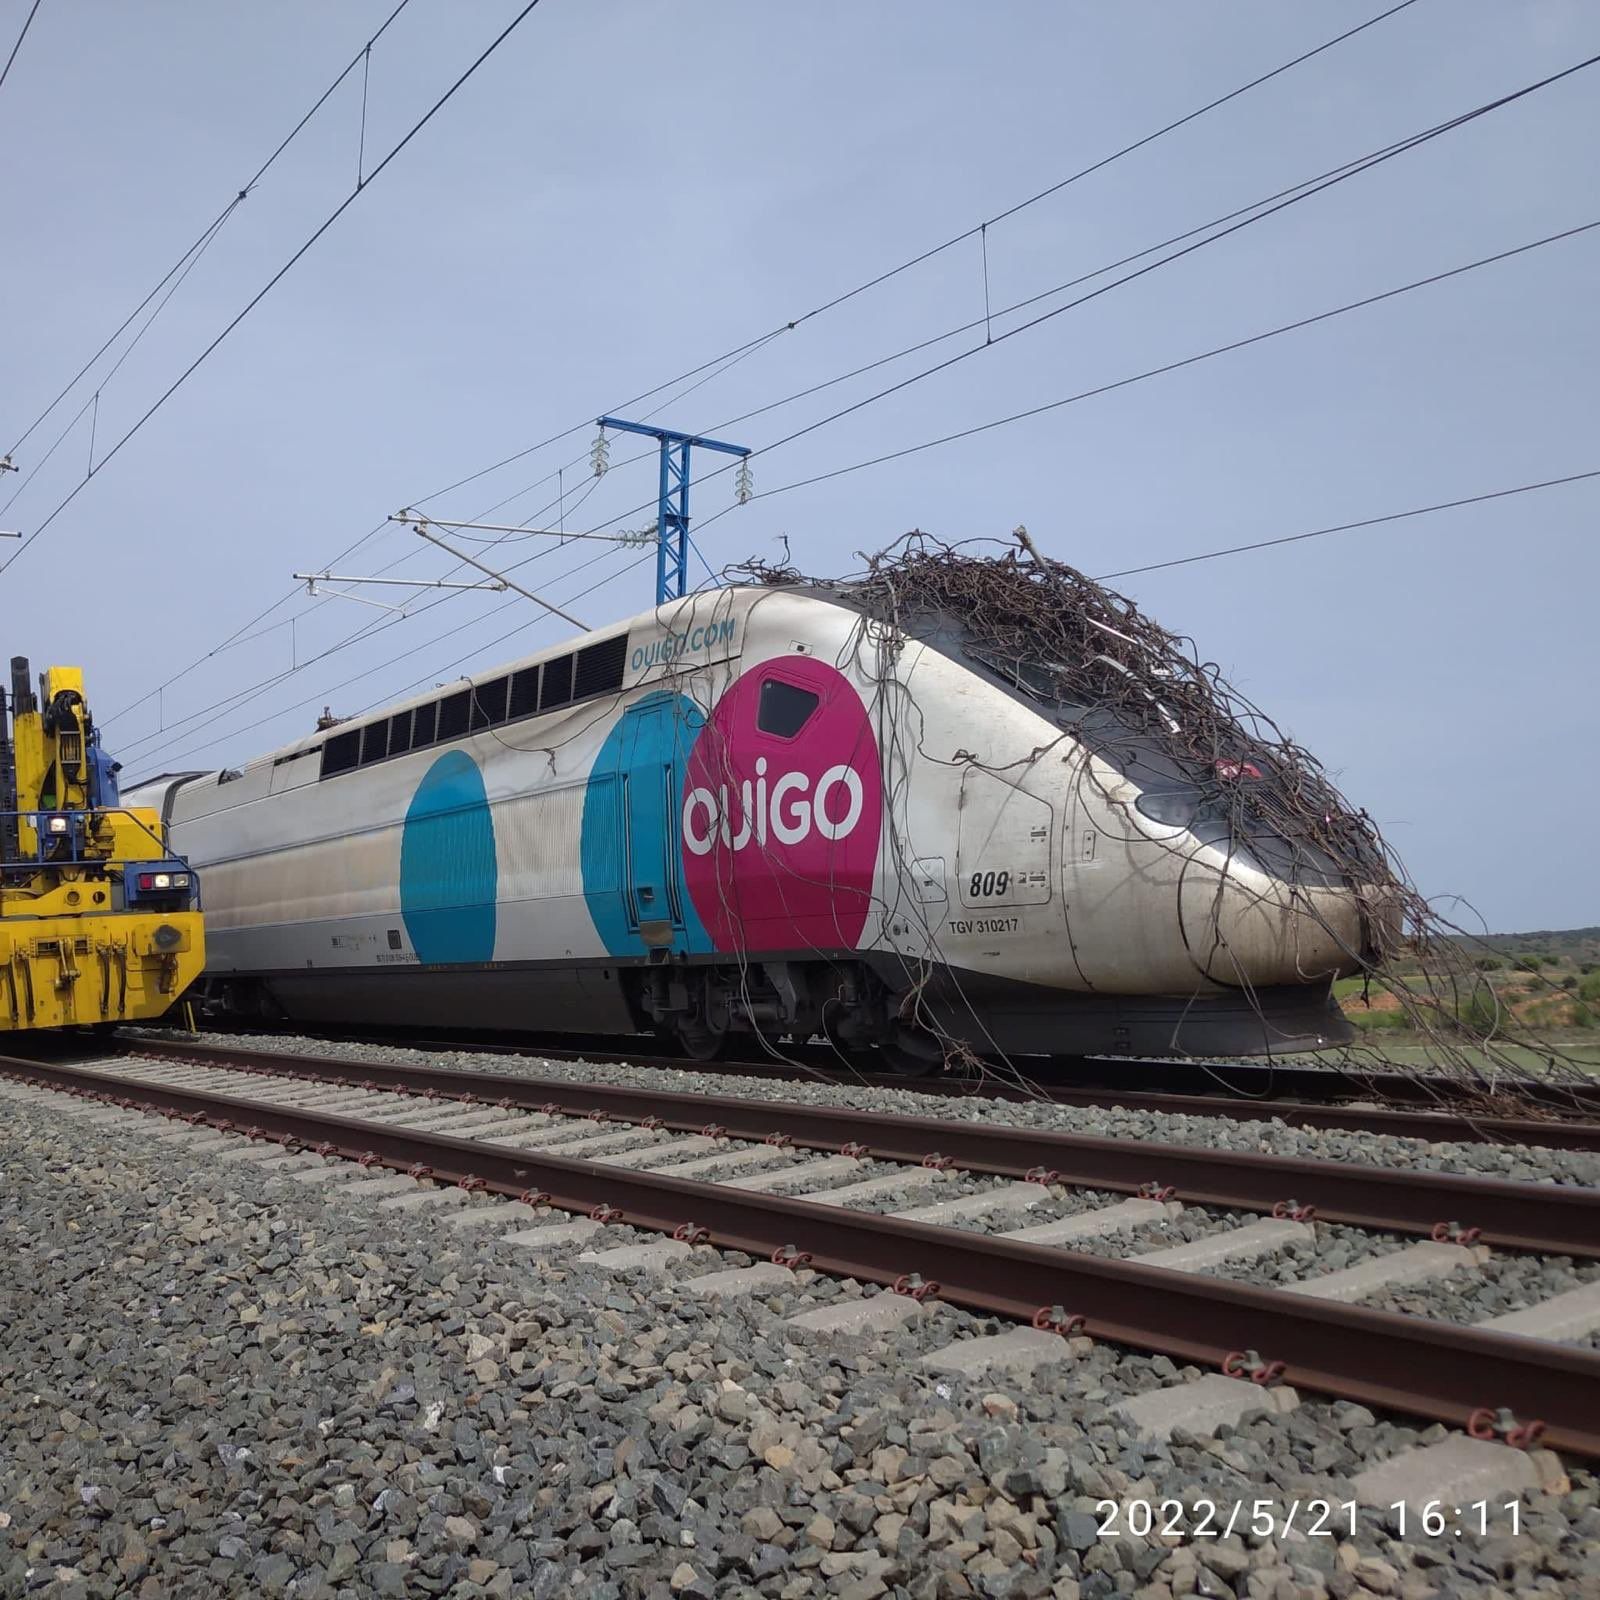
[878,1026,944,1078]
[675,1015,728,1062]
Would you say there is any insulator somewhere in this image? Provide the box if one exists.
[735,458,754,505]
[590,429,610,478]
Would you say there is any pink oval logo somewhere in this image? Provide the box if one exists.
[682,657,881,952]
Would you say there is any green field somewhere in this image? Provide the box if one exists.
[1331,927,1599,1049]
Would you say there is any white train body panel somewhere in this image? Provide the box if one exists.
[126,586,1367,1056]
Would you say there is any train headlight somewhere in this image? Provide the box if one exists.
[172,873,190,888]
[138,871,173,890]
[45,815,69,835]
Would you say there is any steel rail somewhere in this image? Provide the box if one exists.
[157,1022,1600,1148]
[414,1047,1600,1150]
[9,1052,1599,1458]
[980,1084,1600,1152]
[123,1037,1600,1258]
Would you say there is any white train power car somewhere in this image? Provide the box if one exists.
[128,581,1378,1067]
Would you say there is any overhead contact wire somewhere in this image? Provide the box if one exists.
[0,0,41,97]
[1095,470,1600,580]
[685,53,1600,519]
[1,0,545,578]
[105,0,1418,723]
[4,0,416,464]
[719,219,1600,511]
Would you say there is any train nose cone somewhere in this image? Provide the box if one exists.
[1177,833,1376,988]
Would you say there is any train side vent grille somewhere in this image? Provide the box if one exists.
[540,654,574,711]
[508,666,540,720]
[573,635,627,700]
[436,690,470,742]
[470,676,510,731]
[320,729,361,779]
[387,708,414,757]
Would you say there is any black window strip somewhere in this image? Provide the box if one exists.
[436,690,470,741]
[320,729,361,779]
[573,634,627,699]
[540,653,573,711]
[470,676,509,731]
[509,666,540,720]
[320,634,635,780]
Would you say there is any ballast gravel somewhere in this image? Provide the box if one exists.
[4,1083,1600,1599]
[148,1028,1600,1189]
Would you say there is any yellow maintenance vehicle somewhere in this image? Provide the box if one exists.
[1,656,203,1031]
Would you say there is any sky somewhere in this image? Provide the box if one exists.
[1,0,1595,933]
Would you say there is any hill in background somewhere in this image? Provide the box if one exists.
[1469,926,1600,962]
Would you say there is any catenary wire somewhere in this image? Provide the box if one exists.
[100,260,782,729]
[4,0,416,463]
[133,542,651,773]
[376,63,1547,560]
[129,459,1590,777]
[1,204,239,518]
[693,218,1600,517]
[113,213,1600,765]
[379,102,1483,556]
[682,53,1600,515]
[0,0,545,578]
[779,0,1424,330]
[0,0,41,97]
[330,0,1424,524]
[1094,470,1600,580]
[101,0,1419,725]
[134,26,1570,737]
[111,481,627,759]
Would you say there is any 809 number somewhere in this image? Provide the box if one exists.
[968,871,1010,899]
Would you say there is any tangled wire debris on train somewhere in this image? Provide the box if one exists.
[730,530,1591,1110]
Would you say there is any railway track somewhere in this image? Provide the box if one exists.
[6,1040,1600,1464]
[151,1023,1600,1152]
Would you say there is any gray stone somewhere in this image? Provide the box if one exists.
[444,1515,479,1550]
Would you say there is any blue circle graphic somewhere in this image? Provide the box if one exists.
[581,690,711,957]
[400,751,497,964]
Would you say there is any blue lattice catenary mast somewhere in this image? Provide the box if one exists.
[595,417,751,604]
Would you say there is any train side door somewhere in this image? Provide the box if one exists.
[618,695,695,950]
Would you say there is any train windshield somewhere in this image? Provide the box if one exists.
[924,616,1379,888]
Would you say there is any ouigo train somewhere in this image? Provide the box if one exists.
[126,582,1384,1069]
